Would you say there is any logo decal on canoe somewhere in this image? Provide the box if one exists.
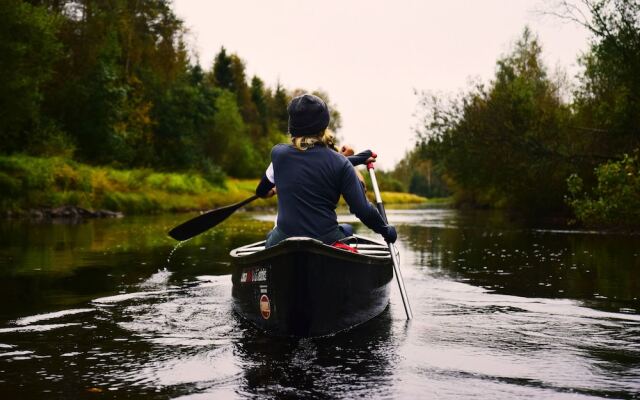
[240,267,268,283]
[260,294,271,319]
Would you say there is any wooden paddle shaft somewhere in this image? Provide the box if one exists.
[367,164,413,320]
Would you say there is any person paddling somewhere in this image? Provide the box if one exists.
[255,93,397,247]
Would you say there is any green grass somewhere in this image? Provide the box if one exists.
[0,155,274,214]
[0,155,435,215]
[374,191,432,204]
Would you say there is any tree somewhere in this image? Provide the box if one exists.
[251,76,269,132]
[229,54,258,124]
[546,0,640,158]
[211,91,259,178]
[415,28,573,213]
[211,47,234,91]
[270,82,290,134]
[392,145,450,197]
[567,151,640,228]
[547,0,640,227]
[153,65,219,170]
[31,0,191,166]
[0,0,62,153]
[0,1,342,181]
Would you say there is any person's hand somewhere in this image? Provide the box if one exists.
[340,145,355,157]
[265,187,277,198]
[366,151,377,165]
[382,225,397,243]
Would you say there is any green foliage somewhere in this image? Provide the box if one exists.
[566,152,640,228]
[102,192,162,214]
[0,154,263,213]
[370,191,429,205]
[199,159,227,187]
[0,172,21,197]
[1,1,337,182]
[211,47,235,91]
[57,0,189,166]
[362,169,407,193]
[392,145,450,198]
[271,84,290,134]
[24,120,76,158]
[153,65,219,170]
[251,76,269,129]
[212,91,256,178]
[413,28,572,213]
[403,3,640,227]
[0,0,62,153]
[77,60,130,164]
[572,0,640,157]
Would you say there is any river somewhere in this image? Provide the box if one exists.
[0,208,638,399]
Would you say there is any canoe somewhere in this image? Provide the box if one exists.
[230,235,393,337]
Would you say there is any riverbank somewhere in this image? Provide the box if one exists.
[0,155,435,217]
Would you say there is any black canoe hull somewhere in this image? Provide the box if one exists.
[230,236,393,337]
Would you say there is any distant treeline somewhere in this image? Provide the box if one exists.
[0,0,341,180]
[396,0,640,228]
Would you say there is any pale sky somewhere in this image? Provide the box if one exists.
[173,0,590,169]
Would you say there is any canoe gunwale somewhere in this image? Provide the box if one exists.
[229,235,391,265]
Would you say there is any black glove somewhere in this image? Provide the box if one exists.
[382,225,397,243]
[347,150,373,166]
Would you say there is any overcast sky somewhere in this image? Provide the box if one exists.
[173,0,590,169]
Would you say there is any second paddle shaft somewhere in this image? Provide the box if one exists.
[367,162,413,320]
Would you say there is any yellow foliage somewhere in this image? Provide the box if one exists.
[0,155,437,214]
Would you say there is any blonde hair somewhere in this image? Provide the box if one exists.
[291,129,338,151]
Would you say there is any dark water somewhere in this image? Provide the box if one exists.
[0,209,639,399]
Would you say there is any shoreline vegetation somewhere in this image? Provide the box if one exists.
[0,1,433,223]
[398,3,640,230]
[3,1,637,230]
[0,155,434,218]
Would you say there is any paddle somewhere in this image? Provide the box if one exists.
[168,150,375,241]
[367,158,414,320]
[168,195,259,241]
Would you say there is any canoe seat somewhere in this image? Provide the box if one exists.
[332,242,358,253]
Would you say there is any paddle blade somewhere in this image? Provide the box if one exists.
[168,195,258,241]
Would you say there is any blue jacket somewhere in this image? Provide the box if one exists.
[256,144,389,241]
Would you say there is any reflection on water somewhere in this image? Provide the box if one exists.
[400,209,640,314]
[0,209,638,399]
